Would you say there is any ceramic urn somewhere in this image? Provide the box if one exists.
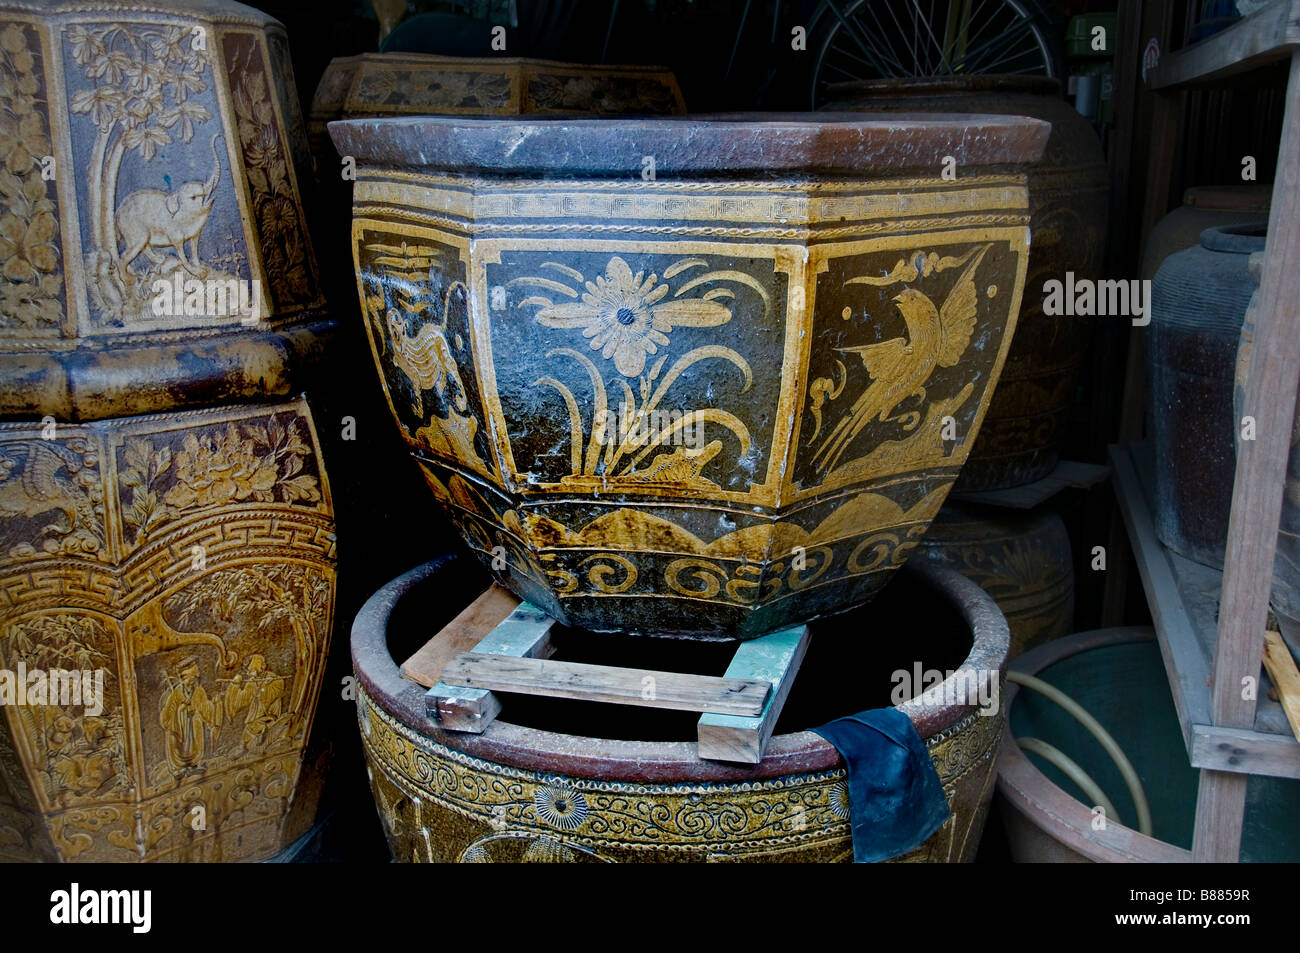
[0,0,336,862]
[331,113,1048,639]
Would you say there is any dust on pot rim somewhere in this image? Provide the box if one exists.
[351,555,1010,784]
[327,112,1050,177]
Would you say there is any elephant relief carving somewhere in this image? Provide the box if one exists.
[116,133,224,282]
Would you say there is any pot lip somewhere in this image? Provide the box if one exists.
[351,554,1010,783]
[0,0,279,24]
[996,626,1193,862]
[1199,222,1269,254]
[327,113,1050,176]
[823,74,1063,99]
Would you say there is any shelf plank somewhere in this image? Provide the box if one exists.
[1193,724,1300,779]
[1109,443,1211,742]
[1150,0,1300,89]
[1109,443,1300,781]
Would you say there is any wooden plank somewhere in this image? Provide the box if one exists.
[439,654,771,717]
[1151,0,1300,89]
[1191,723,1300,778]
[949,460,1110,510]
[697,625,810,764]
[425,600,556,733]
[1114,443,1298,744]
[401,584,520,687]
[1263,630,1300,741]
[1138,91,1183,254]
[1191,770,1250,862]
[1198,48,1300,863]
[1109,444,1213,742]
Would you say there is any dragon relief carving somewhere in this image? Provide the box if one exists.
[0,440,103,556]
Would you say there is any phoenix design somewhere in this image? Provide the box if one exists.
[811,244,991,475]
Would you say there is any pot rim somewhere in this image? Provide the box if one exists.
[351,554,1010,782]
[327,113,1050,177]
[995,626,1193,862]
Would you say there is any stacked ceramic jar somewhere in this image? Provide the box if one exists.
[0,0,337,862]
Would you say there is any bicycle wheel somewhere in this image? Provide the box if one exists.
[810,0,1057,108]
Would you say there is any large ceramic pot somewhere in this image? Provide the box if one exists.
[331,113,1048,639]
[823,77,1109,491]
[1140,185,1270,280]
[1150,224,1266,569]
[998,627,1300,862]
[0,0,337,862]
[918,502,1073,659]
[352,554,1010,863]
[307,53,685,220]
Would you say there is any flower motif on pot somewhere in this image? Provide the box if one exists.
[534,784,589,831]
[519,253,756,487]
[118,413,322,548]
[828,780,851,820]
[0,21,62,333]
[535,255,733,378]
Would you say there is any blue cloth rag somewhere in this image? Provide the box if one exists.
[812,707,950,863]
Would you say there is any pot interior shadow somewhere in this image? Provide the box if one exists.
[384,555,971,743]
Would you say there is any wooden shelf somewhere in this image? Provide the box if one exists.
[1150,0,1300,89]
[1110,442,1300,780]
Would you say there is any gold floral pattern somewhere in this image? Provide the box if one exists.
[0,20,62,331]
[120,412,321,547]
[226,33,318,310]
[359,686,1003,862]
[536,255,731,378]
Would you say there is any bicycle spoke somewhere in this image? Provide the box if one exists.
[812,0,1053,98]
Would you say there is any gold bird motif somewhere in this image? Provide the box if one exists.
[385,308,469,420]
[811,245,989,476]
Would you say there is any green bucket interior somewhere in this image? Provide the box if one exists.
[1009,637,1300,862]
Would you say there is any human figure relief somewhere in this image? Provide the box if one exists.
[159,657,222,772]
[223,655,287,753]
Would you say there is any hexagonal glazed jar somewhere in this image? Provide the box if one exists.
[0,0,337,862]
[331,113,1048,639]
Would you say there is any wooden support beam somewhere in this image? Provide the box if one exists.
[697,625,810,764]
[425,601,555,732]
[438,654,771,717]
[1194,48,1300,863]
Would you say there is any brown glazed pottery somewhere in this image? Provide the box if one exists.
[1140,185,1271,280]
[331,112,1048,639]
[0,0,337,861]
[996,627,1190,862]
[917,501,1073,659]
[998,626,1300,861]
[824,77,1109,490]
[353,554,1010,863]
